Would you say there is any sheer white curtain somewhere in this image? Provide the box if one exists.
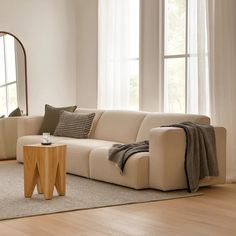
[209,0,236,182]
[98,0,136,109]
[188,0,236,182]
[187,0,210,115]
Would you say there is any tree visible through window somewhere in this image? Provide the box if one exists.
[0,34,17,116]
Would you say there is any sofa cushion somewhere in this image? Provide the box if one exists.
[93,111,146,143]
[89,147,149,189]
[17,135,119,178]
[136,113,210,141]
[75,108,104,138]
[8,107,22,117]
[56,139,120,177]
[39,104,77,135]
[54,111,95,139]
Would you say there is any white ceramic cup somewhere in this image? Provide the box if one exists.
[42,133,50,143]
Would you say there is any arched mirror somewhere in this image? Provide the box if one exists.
[0,32,28,116]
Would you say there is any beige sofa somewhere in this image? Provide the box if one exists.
[16,109,226,191]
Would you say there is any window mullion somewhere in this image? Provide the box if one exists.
[0,81,16,88]
[164,54,187,59]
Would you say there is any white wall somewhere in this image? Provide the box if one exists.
[0,0,77,115]
[76,0,98,108]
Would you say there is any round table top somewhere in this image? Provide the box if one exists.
[24,143,66,148]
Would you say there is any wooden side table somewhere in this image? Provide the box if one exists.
[23,143,66,200]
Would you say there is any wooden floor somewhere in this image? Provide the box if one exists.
[0,163,236,235]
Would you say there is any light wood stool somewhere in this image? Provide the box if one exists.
[23,143,66,200]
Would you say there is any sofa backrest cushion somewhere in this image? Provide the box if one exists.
[93,111,146,143]
[75,108,104,138]
[136,113,210,141]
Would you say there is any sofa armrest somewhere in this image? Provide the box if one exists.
[149,126,226,191]
[17,116,44,137]
[0,117,23,159]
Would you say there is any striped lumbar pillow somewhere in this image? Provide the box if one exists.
[54,111,95,139]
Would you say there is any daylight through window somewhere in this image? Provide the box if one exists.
[163,0,209,114]
[0,34,17,116]
[98,0,140,110]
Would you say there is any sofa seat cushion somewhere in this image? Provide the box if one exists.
[17,135,119,178]
[56,139,121,177]
[89,147,149,189]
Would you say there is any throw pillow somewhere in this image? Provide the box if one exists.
[54,111,95,139]
[8,107,22,117]
[38,104,77,134]
[0,115,5,119]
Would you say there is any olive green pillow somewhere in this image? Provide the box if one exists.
[38,104,77,134]
[8,107,22,117]
[0,115,5,119]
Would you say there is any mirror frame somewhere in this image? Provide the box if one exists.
[0,31,28,115]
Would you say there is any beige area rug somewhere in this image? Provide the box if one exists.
[0,163,202,221]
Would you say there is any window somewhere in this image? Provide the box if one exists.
[163,0,209,114]
[98,0,140,110]
[163,0,186,113]
[0,34,18,116]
